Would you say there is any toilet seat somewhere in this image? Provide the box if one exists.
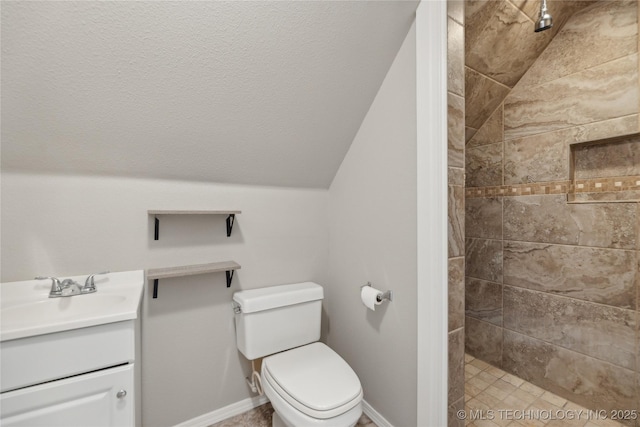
[262,342,363,420]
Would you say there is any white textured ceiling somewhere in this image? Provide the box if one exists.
[1,1,417,188]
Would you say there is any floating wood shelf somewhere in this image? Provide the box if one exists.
[148,210,241,240]
[147,261,241,298]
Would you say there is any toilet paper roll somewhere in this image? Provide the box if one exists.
[361,286,383,311]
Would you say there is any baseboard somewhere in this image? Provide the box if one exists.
[174,395,269,427]
[363,399,393,427]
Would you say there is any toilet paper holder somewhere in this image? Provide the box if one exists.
[361,282,393,303]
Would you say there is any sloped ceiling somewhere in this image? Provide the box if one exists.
[465,0,597,142]
[1,1,418,188]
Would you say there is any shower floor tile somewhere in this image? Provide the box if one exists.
[463,354,626,427]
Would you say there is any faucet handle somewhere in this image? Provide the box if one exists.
[83,271,109,291]
[35,276,63,296]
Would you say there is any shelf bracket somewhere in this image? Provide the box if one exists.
[226,214,236,237]
[153,279,159,298]
[226,270,234,287]
[154,217,159,241]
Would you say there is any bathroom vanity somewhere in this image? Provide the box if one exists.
[0,270,144,427]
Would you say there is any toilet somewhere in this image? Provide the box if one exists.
[232,282,363,427]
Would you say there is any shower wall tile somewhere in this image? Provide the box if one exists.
[503,241,637,309]
[503,195,638,249]
[448,92,465,169]
[504,54,639,140]
[465,277,502,326]
[448,328,465,405]
[448,167,464,186]
[449,257,465,332]
[448,185,465,258]
[465,67,510,130]
[447,397,465,427]
[466,142,502,188]
[448,18,465,98]
[465,316,502,367]
[465,197,502,240]
[466,238,503,283]
[502,330,637,412]
[467,104,502,148]
[574,133,640,179]
[448,0,464,25]
[464,1,502,57]
[503,286,636,370]
[517,0,638,89]
[465,0,553,88]
[503,115,640,185]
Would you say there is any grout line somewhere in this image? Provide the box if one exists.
[465,65,513,91]
[504,0,535,24]
[501,238,639,254]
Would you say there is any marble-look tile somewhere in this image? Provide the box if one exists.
[574,133,640,179]
[504,54,639,140]
[466,238,503,283]
[448,0,464,25]
[504,115,639,183]
[448,18,464,98]
[503,241,637,309]
[571,190,640,203]
[449,185,465,258]
[503,286,636,370]
[465,1,502,54]
[466,142,503,188]
[466,197,503,240]
[466,67,511,131]
[465,316,503,367]
[503,195,638,249]
[466,277,502,326]
[448,92,465,168]
[466,126,478,143]
[510,0,596,23]
[448,396,465,427]
[465,0,553,88]
[449,328,465,404]
[449,257,465,332]
[448,166,464,186]
[502,330,637,413]
[210,403,273,427]
[467,104,503,148]
[517,0,638,88]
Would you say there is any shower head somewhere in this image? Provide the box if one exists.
[535,0,553,32]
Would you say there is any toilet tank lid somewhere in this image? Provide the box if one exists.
[233,282,323,313]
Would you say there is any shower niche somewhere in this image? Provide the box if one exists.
[568,132,640,203]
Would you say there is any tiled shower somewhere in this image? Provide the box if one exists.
[461,0,640,422]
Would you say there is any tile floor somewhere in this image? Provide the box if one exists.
[209,402,377,427]
[464,354,626,427]
[210,354,628,427]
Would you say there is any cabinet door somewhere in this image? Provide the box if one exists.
[1,364,134,427]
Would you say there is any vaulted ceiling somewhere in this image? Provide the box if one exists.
[1,1,418,188]
[465,0,598,143]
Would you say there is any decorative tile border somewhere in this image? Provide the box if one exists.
[466,175,640,199]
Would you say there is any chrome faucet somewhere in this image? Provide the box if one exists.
[35,276,64,297]
[35,271,109,298]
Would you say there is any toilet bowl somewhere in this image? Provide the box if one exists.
[261,342,363,427]
[233,282,364,427]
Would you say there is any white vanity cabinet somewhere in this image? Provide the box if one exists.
[0,270,144,427]
[0,364,134,427]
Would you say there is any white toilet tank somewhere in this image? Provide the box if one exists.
[232,282,324,360]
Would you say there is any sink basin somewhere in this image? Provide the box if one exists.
[1,271,144,341]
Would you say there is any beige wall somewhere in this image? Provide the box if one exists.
[327,22,417,427]
[464,0,639,413]
[0,173,329,427]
